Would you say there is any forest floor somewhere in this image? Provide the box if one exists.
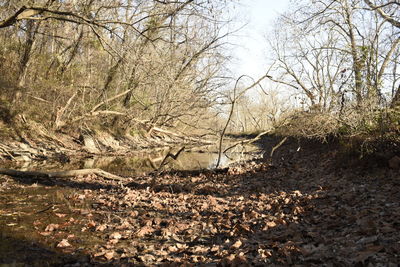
[0,135,399,266]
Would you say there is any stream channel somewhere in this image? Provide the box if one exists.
[0,142,262,264]
[1,142,262,177]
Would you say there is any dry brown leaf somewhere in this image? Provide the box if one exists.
[208,196,217,206]
[264,204,272,210]
[109,232,122,240]
[129,210,139,217]
[211,245,221,252]
[175,223,190,232]
[104,251,114,260]
[168,245,179,252]
[87,220,96,228]
[136,226,155,237]
[231,240,242,249]
[201,201,209,210]
[153,202,164,210]
[33,220,42,226]
[293,190,302,196]
[192,246,209,253]
[93,250,105,257]
[266,221,277,228]
[96,224,107,232]
[45,223,59,232]
[138,254,156,263]
[234,223,251,234]
[57,239,71,248]
[116,220,131,230]
[39,231,52,236]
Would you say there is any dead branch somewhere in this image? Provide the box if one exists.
[150,146,185,187]
[151,127,214,144]
[216,74,271,168]
[0,144,15,160]
[223,130,272,154]
[0,168,124,181]
[158,146,185,169]
[269,137,288,161]
[55,91,77,129]
[69,88,133,124]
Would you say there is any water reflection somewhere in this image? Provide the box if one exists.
[1,144,261,176]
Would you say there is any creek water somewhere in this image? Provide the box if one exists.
[2,143,262,176]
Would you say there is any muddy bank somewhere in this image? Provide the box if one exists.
[0,124,217,164]
[0,123,263,177]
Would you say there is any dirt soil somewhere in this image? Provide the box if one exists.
[0,135,399,266]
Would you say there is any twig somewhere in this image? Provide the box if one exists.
[269,137,288,161]
[223,130,272,154]
[158,146,185,170]
[0,144,15,159]
[150,146,185,187]
[34,204,54,214]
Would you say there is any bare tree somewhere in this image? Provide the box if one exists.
[0,0,235,138]
[268,0,400,111]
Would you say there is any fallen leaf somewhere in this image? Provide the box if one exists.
[175,223,190,232]
[116,220,131,230]
[136,226,155,237]
[104,251,114,260]
[168,245,179,252]
[96,224,107,232]
[87,220,96,228]
[57,239,71,248]
[153,202,163,209]
[109,232,122,240]
[45,223,59,232]
[231,240,242,249]
[93,250,105,257]
[129,211,139,217]
[138,254,156,263]
[193,246,209,253]
[176,243,188,250]
[39,231,52,236]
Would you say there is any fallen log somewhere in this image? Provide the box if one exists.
[0,168,124,181]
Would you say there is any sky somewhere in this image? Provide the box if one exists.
[231,0,290,79]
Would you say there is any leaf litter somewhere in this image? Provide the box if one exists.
[0,137,399,266]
